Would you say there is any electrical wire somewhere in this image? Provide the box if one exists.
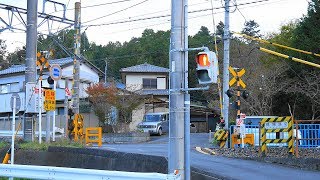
[82,0,150,24]
[233,0,247,22]
[83,0,281,28]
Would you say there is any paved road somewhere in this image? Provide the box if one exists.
[99,133,320,180]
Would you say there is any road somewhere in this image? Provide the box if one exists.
[99,133,320,180]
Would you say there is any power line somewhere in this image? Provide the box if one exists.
[233,0,247,22]
[37,0,284,38]
[82,0,150,24]
[83,0,279,28]
[47,0,140,14]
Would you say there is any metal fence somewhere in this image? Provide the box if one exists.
[298,124,320,148]
[229,124,320,148]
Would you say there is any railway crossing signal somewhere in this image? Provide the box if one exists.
[195,51,219,85]
[229,66,246,88]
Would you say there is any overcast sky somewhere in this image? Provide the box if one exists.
[0,0,309,53]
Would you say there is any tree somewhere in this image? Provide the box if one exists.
[293,0,320,63]
[0,39,8,70]
[6,46,26,65]
[37,30,90,59]
[283,70,320,119]
[86,81,146,133]
[216,21,224,37]
[241,20,261,38]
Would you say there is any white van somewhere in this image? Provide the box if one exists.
[137,112,169,135]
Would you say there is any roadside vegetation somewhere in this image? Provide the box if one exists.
[21,138,84,151]
[0,141,8,149]
[0,138,84,151]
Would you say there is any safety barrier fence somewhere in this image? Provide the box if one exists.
[0,164,180,180]
[229,122,320,148]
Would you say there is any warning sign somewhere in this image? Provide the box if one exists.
[44,89,56,111]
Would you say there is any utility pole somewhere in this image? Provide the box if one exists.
[24,0,38,141]
[222,0,230,133]
[169,0,186,179]
[182,0,190,179]
[104,60,108,83]
[64,78,69,138]
[72,2,81,114]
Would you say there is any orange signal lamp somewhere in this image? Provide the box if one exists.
[196,54,210,66]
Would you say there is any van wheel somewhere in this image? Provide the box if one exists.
[158,128,162,136]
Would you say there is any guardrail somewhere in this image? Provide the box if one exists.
[0,164,181,180]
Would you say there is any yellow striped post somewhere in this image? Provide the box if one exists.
[288,117,294,155]
[214,129,228,148]
[260,118,267,156]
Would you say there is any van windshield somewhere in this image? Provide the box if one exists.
[144,115,161,122]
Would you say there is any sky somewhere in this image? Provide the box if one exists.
[0,0,309,53]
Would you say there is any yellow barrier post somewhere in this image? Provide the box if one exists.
[85,127,102,147]
[214,129,228,148]
[2,148,11,164]
[70,114,84,142]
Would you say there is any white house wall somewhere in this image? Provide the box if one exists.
[62,63,99,83]
[125,74,167,91]
[0,63,100,113]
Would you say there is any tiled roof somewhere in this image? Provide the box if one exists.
[104,82,126,89]
[137,89,169,96]
[0,57,74,76]
[120,63,169,73]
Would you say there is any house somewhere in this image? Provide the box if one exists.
[120,63,219,132]
[120,63,169,130]
[0,57,103,131]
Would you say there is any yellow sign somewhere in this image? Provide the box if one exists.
[229,66,246,88]
[44,89,56,111]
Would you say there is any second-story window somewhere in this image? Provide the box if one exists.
[143,78,157,89]
[0,84,10,94]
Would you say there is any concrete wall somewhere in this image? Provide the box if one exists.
[0,147,218,179]
[130,104,145,131]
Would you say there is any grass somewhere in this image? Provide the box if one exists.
[0,141,9,149]
[16,138,85,151]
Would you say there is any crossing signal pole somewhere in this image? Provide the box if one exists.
[222,0,231,133]
[170,0,188,179]
[24,0,38,141]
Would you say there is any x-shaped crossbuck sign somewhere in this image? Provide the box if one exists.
[228,66,246,88]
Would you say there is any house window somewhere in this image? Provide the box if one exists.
[10,82,20,93]
[0,84,10,94]
[143,78,157,89]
